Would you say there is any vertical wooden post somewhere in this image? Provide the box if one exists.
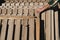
[45,10,51,40]
[14,6,22,40]
[29,2,34,40]
[51,10,54,40]
[1,7,7,40]
[7,5,17,40]
[55,11,59,40]
[21,3,28,40]
[35,2,40,40]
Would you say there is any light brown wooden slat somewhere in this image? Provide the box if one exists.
[6,7,13,40]
[1,20,7,40]
[45,10,51,40]
[34,2,40,40]
[51,10,54,40]
[7,19,14,40]
[21,19,27,40]
[1,7,7,40]
[14,6,22,40]
[7,6,17,40]
[21,4,28,40]
[14,19,21,40]
[55,11,59,40]
[29,3,34,40]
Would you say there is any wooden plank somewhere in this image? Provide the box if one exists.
[7,19,14,40]
[1,7,7,40]
[6,7,13,40]
[45,10,51,40]
[14,6,22,40]
[14,19,21,40]
[7,6,17,40]
[29,3,34,40]
[21,4,28,40]
[55,11,59,40]
[1,20,7,40]
[51,10,54,40]
[34,2,40,40]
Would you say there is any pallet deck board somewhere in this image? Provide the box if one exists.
[55,11,59,40]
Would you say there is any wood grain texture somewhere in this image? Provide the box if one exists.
[55,11,59,40]
[29,3,34,40]
[51,10,54,40]
[14,6,22,40]
[1,7,7,40]
[21,4,28,40]
[45,10,51,40]
[7,6,17,40]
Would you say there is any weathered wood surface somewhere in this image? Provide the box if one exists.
[45,10,51,40]
[29,2,34,40]
[1,7,7,40]
[55,11,59,40]
[0,2,59,40]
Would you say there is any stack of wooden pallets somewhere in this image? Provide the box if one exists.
[0,0,60,40]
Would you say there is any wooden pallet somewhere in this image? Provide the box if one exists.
[0,2,59,40]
